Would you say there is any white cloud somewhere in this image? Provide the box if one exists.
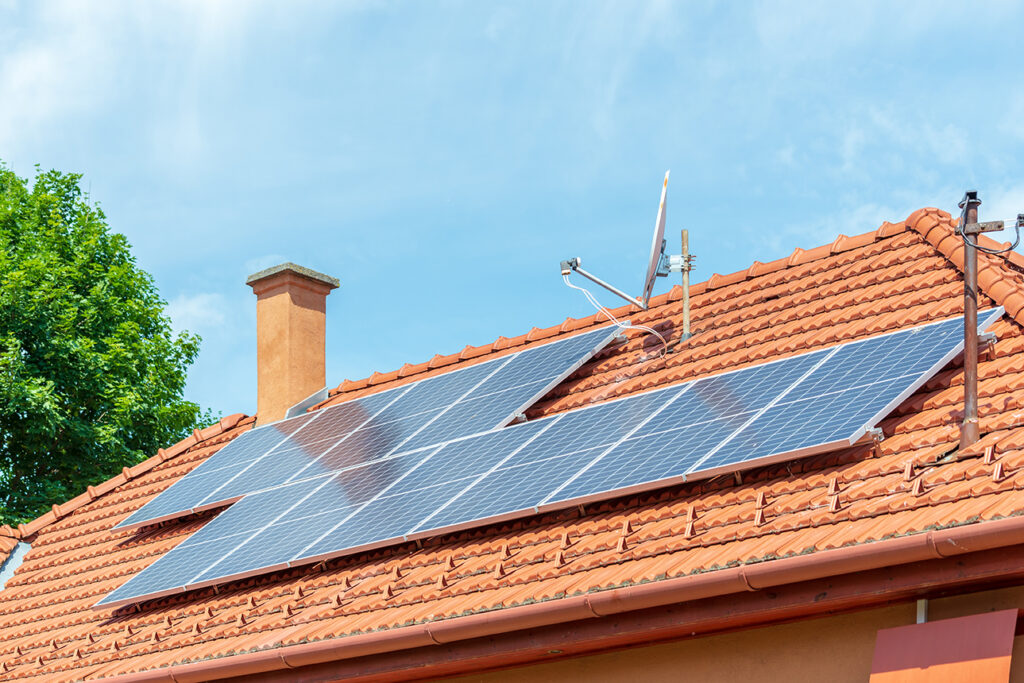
[166,292,226,335]
[840,126,866,173]
[0,2,118,152]
[752,201,913,261]
[775,145,796,167]
[0,0,261,165]
[999,93,1024,145]
[244,254,287,275]
[983,185,1024,250]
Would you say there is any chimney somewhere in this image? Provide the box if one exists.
[246,263,339,424]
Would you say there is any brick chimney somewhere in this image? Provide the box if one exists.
[246,263,339,424]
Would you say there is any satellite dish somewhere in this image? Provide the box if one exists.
[641,170,670,307]
[560,169,687,314]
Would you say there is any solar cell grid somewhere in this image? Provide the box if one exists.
[781,317,960,404]
[689,311,997,477]
[393,420,550,495]
[550,414,750,504]
[422,446,605,532]
[115,411,323,529]
[120,470,235,526]
[102,531,250,605]
[303,477,475,560]
[700,376,907,472]
[506,390,670,467]
[198,444,454,585]
[180,477,329,548]
[398,384,545,452]
[192,514,339,583]
[114,325,617,533]
[99,313,1002,609]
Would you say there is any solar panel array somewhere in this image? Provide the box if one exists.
[97,309,1001,608]
[116,325,620,531]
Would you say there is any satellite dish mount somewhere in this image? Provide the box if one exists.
[561,171,695,318]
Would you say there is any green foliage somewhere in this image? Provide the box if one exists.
[0,164,213,525]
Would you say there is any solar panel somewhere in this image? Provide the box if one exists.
[97,310,1001,609]
[115,325,619,531]
[693,311,985,477]
[545,315,954,504]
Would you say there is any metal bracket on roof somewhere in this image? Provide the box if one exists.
[978,331,999,360]
[511,412,528,424]
[961,220,1006,236]
[560,257,648,310]
[665,253,696,274]
[285,387,329,419]
[865,427,884,443]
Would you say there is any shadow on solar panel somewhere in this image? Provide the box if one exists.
[96,310,1001,609]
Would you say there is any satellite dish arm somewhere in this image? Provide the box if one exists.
[561,258,647,310]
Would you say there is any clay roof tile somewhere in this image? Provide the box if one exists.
[9,208,1024,679]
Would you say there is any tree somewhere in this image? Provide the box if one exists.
[0,164,213,526]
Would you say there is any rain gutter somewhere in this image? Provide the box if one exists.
[102,515,1024,682]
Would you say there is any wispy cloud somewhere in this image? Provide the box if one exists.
[984,184,1024,231]
[244,254,287,275]
[166,292,226,336]
[3,0,1023,413]
[0,2,118,153]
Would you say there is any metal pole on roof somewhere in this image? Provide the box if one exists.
[681,229,692,340]
[956,193,1021,449]
[960,191,982,448]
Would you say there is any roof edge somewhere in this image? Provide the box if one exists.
[99,513,1024,683]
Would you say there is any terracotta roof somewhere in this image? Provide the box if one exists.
[3,207,1024,680]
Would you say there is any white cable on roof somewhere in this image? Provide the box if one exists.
[562,274,669,356]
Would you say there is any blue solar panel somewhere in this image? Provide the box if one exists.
[393,420,551,496]
[116,410,323,528]
[99,312,1002,609]
[398,384,542,452]
[113,326,617,532]
[693,312,988,476]
[532,350,829,503]
[551,414,748,504]
[423,445,606,532]
[204,477,328,536]
[302,477,472,559]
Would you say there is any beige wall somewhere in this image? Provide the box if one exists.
[450,586,1024,683]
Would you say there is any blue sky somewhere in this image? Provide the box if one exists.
[2,1,1023,417]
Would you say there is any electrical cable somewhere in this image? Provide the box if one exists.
[563,274,669,356]
[957,204,1023,256]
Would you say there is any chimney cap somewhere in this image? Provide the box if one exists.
[246,262,339,290]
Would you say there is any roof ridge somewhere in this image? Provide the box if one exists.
[14,414,250,540]
[326,219,912,400]
[904,207,1024,324]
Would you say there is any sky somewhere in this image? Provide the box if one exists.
[2,0,1024,418]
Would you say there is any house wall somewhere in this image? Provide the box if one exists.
[449,585,1024,683]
